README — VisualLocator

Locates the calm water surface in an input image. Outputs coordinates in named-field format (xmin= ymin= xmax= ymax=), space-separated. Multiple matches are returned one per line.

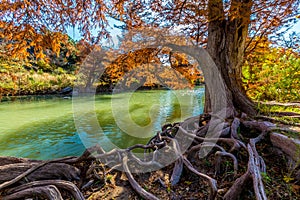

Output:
xmin=0 ymin=88 xmax=204 ymax=160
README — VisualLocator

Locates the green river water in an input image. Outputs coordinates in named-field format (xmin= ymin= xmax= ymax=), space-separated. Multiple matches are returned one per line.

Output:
xmin=0 ymin=88 xmax=204 ymax=160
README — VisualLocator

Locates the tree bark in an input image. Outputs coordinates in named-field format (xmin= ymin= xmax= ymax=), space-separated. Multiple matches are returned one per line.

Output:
xmin=206 ymin=0 xmax=257 ymax=116
xmin=204 ymin=85 xmax=212 ymax=113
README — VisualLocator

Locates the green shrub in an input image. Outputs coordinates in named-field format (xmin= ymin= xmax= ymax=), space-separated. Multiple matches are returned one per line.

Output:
xmin=243 ymin=48 xmax=300 ymax=102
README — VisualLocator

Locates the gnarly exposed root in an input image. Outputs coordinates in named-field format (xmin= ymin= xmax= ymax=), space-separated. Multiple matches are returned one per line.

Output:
xmin=223 ymin=134 xmax=267 ymax=200
xmin=3 ymin=185 xmax=64 ymax=200
xmin=257 ymin=101 xmax=300 ymax=108
xmin=256 ymin=115 xmax=300 ymax=126
xmin=122 ymin=155 xmax=160 ymax=200
xmin=0 ymin=113 xmax=299 ymax=199
xmin=5 ymin=180 xmax=85 ymax=200
xmin=182 ymin=157 xmax=218 ymax=200
xmin=215 ymin=151 xmax=238 ymax=177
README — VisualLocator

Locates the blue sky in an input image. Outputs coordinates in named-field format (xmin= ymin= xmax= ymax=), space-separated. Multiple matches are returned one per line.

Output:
xmin=291 ymin=20 xmax=300 ymax=33
xmin=67 ymin=18 xmax=124 ymax=47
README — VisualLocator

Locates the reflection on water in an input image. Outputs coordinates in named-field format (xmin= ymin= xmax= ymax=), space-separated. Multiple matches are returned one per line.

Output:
xmin=0 ymin=87 xmax=204 ymax=160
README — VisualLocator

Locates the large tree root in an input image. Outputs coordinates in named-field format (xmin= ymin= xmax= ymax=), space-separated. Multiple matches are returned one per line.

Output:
xmin=257 ymin=101 xmax=300 ymax=108
xmin=256 ymin=115 xmax=300 ymax=126
xmin=3 ymin=185 xmax=64 ymax=200
xmin=0 ymin=112 xmax=299 ymax=199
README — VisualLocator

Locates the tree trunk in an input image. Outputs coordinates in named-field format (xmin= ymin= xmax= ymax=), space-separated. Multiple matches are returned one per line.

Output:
xmin=206 ymin=0 xmax=257 ymax=116
xmin=203 ymin=85 xmax=212 ymax=113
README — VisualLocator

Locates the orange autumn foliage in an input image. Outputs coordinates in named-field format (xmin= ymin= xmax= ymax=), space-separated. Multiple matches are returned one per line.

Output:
xmin=1 ymin=0 xmax=298 ymax=58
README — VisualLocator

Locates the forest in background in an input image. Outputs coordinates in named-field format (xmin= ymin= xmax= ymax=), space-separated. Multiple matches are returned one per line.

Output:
xmin=0 ymin=29 xmax=299 ymax=102
xmin=0 ymin=30 xmax=205 ymax=97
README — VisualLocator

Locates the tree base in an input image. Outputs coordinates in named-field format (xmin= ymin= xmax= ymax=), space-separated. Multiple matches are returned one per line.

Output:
xmin=0 ymin=113 xmax=299 ymax=200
